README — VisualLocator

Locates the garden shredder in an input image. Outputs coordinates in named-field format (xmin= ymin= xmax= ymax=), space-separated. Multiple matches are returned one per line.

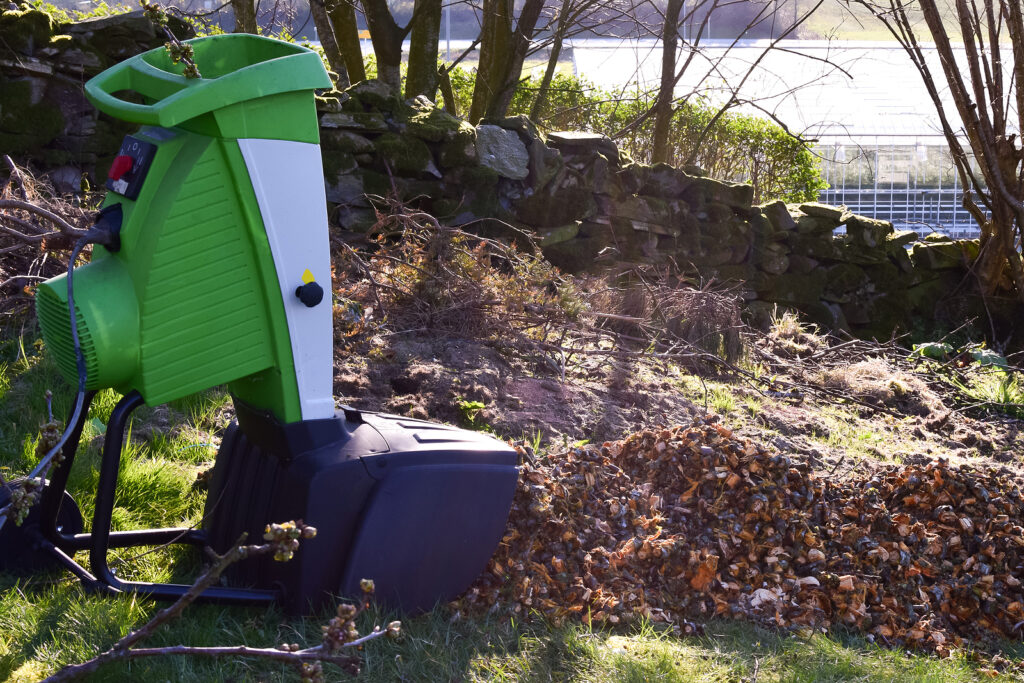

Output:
xmin=0 ymin=34 xmax=519 ymax=612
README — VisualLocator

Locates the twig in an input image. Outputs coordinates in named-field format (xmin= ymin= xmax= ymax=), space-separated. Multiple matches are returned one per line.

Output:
xmin=0 ymin=199 xmax=86 ymax=236
xmin=41 ymin=522 xmax=394 ymax=682
xmin=3 ymin=155 xmax=27 ymax=200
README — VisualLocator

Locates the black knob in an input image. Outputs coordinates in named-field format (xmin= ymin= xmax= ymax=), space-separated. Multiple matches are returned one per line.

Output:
xmin=295 ymin=281 xmax=324 ymax=307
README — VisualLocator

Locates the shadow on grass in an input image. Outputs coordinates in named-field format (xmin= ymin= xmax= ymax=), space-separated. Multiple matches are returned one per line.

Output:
xmin=355 ymin=611 xmax=1023 ymax=683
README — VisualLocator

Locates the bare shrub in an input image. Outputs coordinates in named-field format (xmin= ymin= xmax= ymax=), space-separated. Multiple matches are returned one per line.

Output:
xmin=0 ymin=159 xmax=94 ymax=320
xmin=333 ymin=200 xmax=749 ymax=373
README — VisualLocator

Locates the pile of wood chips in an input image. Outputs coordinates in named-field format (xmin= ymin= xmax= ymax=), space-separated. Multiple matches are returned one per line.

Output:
xmin=460 ymin=418 xmax=1024 ymax=654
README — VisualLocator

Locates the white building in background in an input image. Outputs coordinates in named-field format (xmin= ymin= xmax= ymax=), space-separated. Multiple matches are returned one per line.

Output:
xmin=570 ymin=39 xmax=1019 ymax=237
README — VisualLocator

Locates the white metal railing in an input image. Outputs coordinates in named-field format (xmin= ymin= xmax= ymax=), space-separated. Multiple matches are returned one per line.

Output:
xmin=815 ymin=141 xmax=983 ymax=239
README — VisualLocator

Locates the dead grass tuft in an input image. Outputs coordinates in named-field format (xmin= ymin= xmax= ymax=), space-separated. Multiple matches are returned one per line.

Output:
xmin=817 ymin=357 xmax=943 ymax=416
xmin=766 ymin=308 xmax=827 ymax=358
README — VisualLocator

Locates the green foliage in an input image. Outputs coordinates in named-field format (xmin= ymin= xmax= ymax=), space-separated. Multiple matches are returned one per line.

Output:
xmin=912 ymin=341 xmax=955 ymax=360
xmin=949 ymin=367 xmax=1024 ymax=418
xmin=454 ymin=397 xmax=486 ymax=427
xmin=912 ymin=340 xmax=1022 ymax=418
xmin=24 ymin=0 xmax=133 ymax=24
xmin=443 ymin=67 xmax=826 ymax=203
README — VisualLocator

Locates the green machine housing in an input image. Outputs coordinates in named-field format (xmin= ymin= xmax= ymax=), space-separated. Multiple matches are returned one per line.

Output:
xmin=30 ymin=35 xmax=518 ymax=611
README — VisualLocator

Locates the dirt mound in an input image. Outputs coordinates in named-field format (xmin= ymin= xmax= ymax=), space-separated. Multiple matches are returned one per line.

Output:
xmin=460 ymin=419 xmax=1024 ymax=655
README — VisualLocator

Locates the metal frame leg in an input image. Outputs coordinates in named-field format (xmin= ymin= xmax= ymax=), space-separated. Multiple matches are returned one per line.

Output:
xmin=37 ymin=390 xmax=95 ymax=541
xmin=25 ymin=390 xmax=277 ymax=606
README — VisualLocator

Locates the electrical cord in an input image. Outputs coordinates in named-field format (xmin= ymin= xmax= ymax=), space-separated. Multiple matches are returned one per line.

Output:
xmin=0 ymin=221 xmax=116 ymax=531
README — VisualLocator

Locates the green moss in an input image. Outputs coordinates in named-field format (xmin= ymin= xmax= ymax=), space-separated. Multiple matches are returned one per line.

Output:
xmin=538 ymin=222 xmax=580 ymax=246
xmin=355 ymin=168 xmax=392 ymax=197
xmin=909 ymin=241 xmax=973 ymax=270
xmin=321 ymin=150 xmax=357 ymax=182
xmin=0 ymin=79 xmax=64 ymax=154
xmin=372 ymin=132 xmax=436 ymax=177
xmin=406 ymin=105 xmax=464 ymax=143
xmin=514 ymin=186 xmax=596 ymax=228
xmin=761 ymin=271 xmax=828 ymax=306
xmin=47 ymin=33 xmax=73 ymax=49
xmin=0 ymin=8 xmax=55 ymax=55
xmin=438 ymin=123 xmax=477 ymax=168
xmin=822 ymin=263 xmax=869 ymax=299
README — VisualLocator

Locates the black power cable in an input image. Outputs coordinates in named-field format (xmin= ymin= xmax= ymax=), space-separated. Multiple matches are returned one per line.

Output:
xmin=0 ymin=218 xmax=119 ymax=530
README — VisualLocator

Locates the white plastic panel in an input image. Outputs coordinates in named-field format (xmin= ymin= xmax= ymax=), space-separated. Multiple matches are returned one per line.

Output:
xmin=238 ymin=138 xmax=335 ymax=421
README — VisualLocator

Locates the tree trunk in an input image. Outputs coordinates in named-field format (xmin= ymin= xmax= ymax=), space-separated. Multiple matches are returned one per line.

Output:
xmin=231 ymin=0 xmax=257 ymax=33
xmin=469 ymin=0 xmax=544 ymax=122
xmin=360 ymin=0 xmax=405 ymax=90
xmin=438 ymin=65 xmax=458 ymax=115
xmin=329 ymin=0 xmax=367 ymax=85
xmin=310 ymin=0 xmax=350 ymax=88
xmin=469 ymin=0 xmax=513 ymax=123
xmin=912 ymin=0 xmax=1024 ymax=301
xmin=490 ymin=0 xmax=544 ymax=119
xmin=652 ymin=0 xmax=683 ymax=164
xmin=529 ymin=0 xmax=572 ymax=121
xmin=405 ymin=0 xmax=443 ymax=99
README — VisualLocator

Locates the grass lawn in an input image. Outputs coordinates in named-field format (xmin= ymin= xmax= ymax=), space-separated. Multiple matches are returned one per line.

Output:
xmin=1 ymin=326 xmax=1022 ymax=681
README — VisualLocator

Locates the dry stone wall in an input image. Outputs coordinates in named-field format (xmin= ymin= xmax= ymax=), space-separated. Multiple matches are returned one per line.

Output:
xmin=318 ymin=81 xmax=998 ymax=340
xmin=0 ymin=8 xmax=192 ymax=191
xmin=1 ymin=8 xmax=1005 ymax=340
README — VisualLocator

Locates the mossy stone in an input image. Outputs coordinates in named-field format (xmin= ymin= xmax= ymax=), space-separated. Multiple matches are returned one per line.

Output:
xmin=0 ymin=9 xmax=55 ymax=55
xmin=909 ymin=241 xmax=971 ymax=270
xmin=542 ymin=235 xmax=609 ymax=273
xmin=442 ymin=165 xmax=504 ymax=223
xmin=756 ymin=243 xmax=790 ymax=276
xmin=321 ymin=130 xmax=374 ymax=154
xmin=758 ymin=200 xmax=796 ymax=231
xmin=887 ymin=230 xmax=919 ymax=249
xmin=322 ymin=150 xmax=358 ymax=182
xmin=843 ymin=214 xmax=893 ymax=248
xmin=794 ymin=212 xmax=837 ymax=234
xmin=438 ymin=123 xmax=477 ymax=168
xmin=406 ymin=102 xmax=464 ymax=142
xmin=822 ymin=263 xmax=868 ymax=301
xmin=798 ymin=202 xmax=845 ymax=222
xmin=538 ymin=222 xmax=580 ymax=246
xmin=515 ymin=187 xmax=596 ymax=228
xmin=787 ymin=254 xmax=819 ymax=275
xmin=761 ymin=271 xmax=828 ymax=306
xmin=372 ymin=132 xmax=438 ymax=178
xmin=783 ymin=232 xmax=843 ymax=261
xmin=0 ymin=79 xmax=64 ymax=154
xmin=639 ymin=163 xmax=696 ymax=198
xmin=889 ymin=243 xmax=914 ymax=274
xmin=345 ymin=79 xmax=402 ymax=112
xmin=800 ymin=301 xmax=848 ymax=331
xmin=354 ymin=168 xmax=392 ymax=197
xmin=682 ymin=177 xmax=753 ymax=211
xmin=320 ymin=111 xmax=388 ymax=132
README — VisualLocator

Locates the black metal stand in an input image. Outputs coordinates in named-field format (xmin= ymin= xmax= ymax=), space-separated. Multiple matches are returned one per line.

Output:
xmin=29 ymin=390 xmax=277 ymax=605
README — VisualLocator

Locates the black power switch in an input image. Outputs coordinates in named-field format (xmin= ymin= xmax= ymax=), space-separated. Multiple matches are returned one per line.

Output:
xmin=295 ymin=281 xmax=324 ymax=307
xmin=106 ymin=135 xmax=157 ymax=200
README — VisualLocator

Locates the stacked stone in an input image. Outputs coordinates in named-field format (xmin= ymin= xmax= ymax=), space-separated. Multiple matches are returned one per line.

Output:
xmin=0 ymin=15 xmax=999 ymax=341
xmin=315 ymin=80 xmax=994 ymax=339
xmin=0 ymin=7 xmax=192 ymax=190
xmin=742 ymin=202 xmax=985 ymax=337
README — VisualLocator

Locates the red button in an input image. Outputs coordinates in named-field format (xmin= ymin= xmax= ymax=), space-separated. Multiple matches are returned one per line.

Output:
xmin=109 ymin=155 xmax=134 ymax=181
